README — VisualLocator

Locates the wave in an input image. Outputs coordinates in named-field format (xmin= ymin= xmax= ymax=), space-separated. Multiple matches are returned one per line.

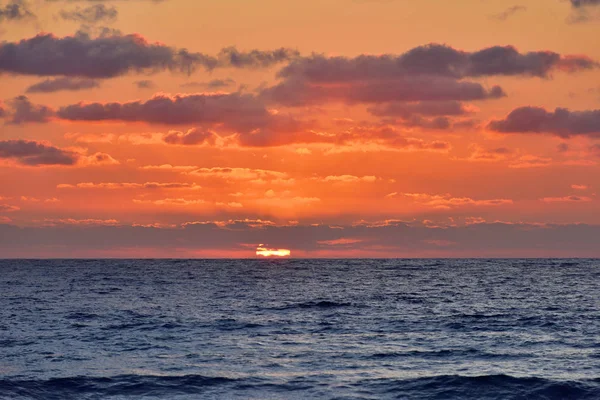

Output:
xmin=358 ymin=374 xmax=600 ymax=399
xmin=0 ymin=374 xmax=240 ymax=399
xmin=1 ymin=374 xmax=598 ymax=399
xmin=273 ymin=300 xmax=353 ymax=310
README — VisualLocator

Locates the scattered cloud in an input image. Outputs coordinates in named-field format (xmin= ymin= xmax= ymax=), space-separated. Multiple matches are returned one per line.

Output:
xmin=540 ymin=195 xmax=593 ymax=202
xmin=25 ymin=77 xmax=100 ymax=93
xmin=0 ymin=32 xmax=298 ymax=78
xmin=403 ymin=193 xmax=513 ymax=209
xmin=489 ymin=107 xmax=600 ymax=138
xmin=489 ymin=5 xmax=527 ymax=21
xmin=59 ymin=4 xmax=118 ymax=24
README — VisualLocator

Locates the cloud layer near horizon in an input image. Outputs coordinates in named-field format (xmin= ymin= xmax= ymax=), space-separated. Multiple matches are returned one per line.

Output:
xmin=1 ymin=221 xmax=599 ymax=258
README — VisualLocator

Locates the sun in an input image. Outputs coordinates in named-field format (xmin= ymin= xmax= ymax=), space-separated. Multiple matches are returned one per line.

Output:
xmin=256 ymin=244 xmax=291 ymax=257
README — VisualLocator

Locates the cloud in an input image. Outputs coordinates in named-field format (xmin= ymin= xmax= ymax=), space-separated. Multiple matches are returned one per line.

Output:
xmin=56 ymin=92 xmax=311 ymax=144
xmin=262 ymin=74 xmax=505 ymax=106
xmin=133 ymin=198 xmax=206 ymax=206
xmin=25 ymin=77 xmax=100 ymax=93
xmin=508 ymin=155 xmax=552 ymax=169
xmin=134 ymin=79 xmax=155 ymax=89
xmin=0 ymin=32 xmax=298 ymax=78
xmin=0 ymin=139 xmax=118 ymax=167
xmin=58 ymin=182 xmax=201 ymax=190
xmin=162 ymin=128 xmax=219 ymax=145
xmin=489 ymin=5 xmax=527 ymax=21
xmin=541 ymin=195 xmax=593 ymax=202
xmin=322 ymin=175 xmax=377 ymax=183
xmin=568 ymin=0 xmax=600 ymax=23
xmin=4 ymin=96 xmax=53 ymax=124
xmin=0 ymin=0 xmax=34 ymax=22
xmin=139 ymin=164 xmax=197 ymax=171
xmin=59 ymin=4 xmax=118 ymax=24
xmin=79 ymin=152 xmax=120 ymax=166
xmin=488 ymin=106 xmax=600 ymax=138
xmin=368 ymin=101 xmax=473 ymax=118
xmin=180 ymin=78 xmax=236 ymax=89
xmin=0 ymin=140 xmax=77 ymax=166
xmin=261 ymin=43 xmax=596 ymax=107
xmin=403 ymin=193 xmax=513 ymax=209
xmin=0 ymin=204 xmax=20 ymax=212
xmin=461 ymin=145 xmax=512 ymax=162
xmin=2 ymin=222 xmax=600 ymax=257
xmin=187 ymin=167 xmax=287 ymax=181
xmin=277 ymin=44 xmax=596 ymax=81
xmin=571 ymin=184 xmax=588 ymax=190
xmin=40 ymin=218 xmax=120 ymax=226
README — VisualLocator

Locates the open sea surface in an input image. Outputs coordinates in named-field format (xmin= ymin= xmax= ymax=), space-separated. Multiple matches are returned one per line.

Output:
xmin=0 ymin=259 xmax=599 ymax=399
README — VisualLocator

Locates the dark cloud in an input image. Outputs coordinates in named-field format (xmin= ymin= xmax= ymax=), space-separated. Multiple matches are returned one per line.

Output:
xmin=570 ymin=0 xmax=600 ymax=7
xmin=5 ymin=96 xmax=54 ymax=124
xmin=217 ymin=47 xmax=299 ymax=69
xmin=0 ymin=32 xmax=299 ymax=78
xmin=56 ymin=92 xmax=309 ymax=136
xmin=262 ymin=75 xmax=505 ymax=106
xmin=0 ymin=140 xmax=77 ymax=166
xmin=25 ymin=77 xmax=100 ymax=93
xmin=134 ymin=79 xmax=155 ymax=89
xmin=489 ymin=5 xmax=527 ymax=21
xmin=1 ymin=222 xmax=600 ymax=257
xmin=488 ymin=106 xmax=600 ymax=138
xmin=180 ymin=78 xmax=236 ymax=90
xmin=568 ymin=0 xmax=600 ymax=22
xmin=59 ymin=4 xmax=118 ymax=24
xmin=557 ymin=143 xmax=570 ymax=152
xmin=261 ymin=42 xmax=596 ymax=107
xmin=277 ymin=44 xmax=597 ymax=82
xmin=0 ymin=0 xmax=34 ymax=22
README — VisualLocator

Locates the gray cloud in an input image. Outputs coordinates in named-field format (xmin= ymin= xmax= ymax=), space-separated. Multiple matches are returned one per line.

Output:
xmin=25 ymin=77 xmax=101 ymax=93
xmin=0 ymin=140 xmax=77 ymax=165
xmin=262 ymin=75 xmax=504 ymax=106
xmin=5 ymin=96 xmax=54 ymax=124
xmin=278 ymin=44 xmax=597 ymax=82
xmin=488 ymin=106 xmax=600 ymax=138
xmin=56 ymin=92 xmax=308 ymax=136
xmin=568 ymin=0 xmax=600 ymax=22
xmin=259 ymin=43 xmax=596 ymax=108
xmin=180 ymin=78 xmax=236 ymax=90
xmin=134 ymin=79 xmax=155 ymax=89
xmin=0 ymin=0 xmax=34 ymax=22
xmin=59 ymin=4 xmax=118 ymax=24
xmin=489 ymin=5 xmax=527 ymax=21
xmin=0 ymin=32 xmax=299 ymax=78
xmin=570 ymin=0 xmax=600 ymax=7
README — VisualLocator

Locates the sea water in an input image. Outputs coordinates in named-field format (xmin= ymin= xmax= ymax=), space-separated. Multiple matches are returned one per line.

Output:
xmin=1 ymin=259 xmax=599 ymax=399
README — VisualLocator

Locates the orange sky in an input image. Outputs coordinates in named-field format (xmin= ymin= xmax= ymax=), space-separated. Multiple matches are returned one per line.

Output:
xmin=1 ymin=0 xmax=600 ymax=257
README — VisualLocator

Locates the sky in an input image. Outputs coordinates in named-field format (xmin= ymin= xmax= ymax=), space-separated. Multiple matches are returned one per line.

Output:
xmin=1 ymin=0 xmax=600 ymax=258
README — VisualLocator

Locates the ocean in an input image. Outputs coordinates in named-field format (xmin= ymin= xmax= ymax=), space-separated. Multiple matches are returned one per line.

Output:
xmin=0 ymin=259 xmax=599 ymax=399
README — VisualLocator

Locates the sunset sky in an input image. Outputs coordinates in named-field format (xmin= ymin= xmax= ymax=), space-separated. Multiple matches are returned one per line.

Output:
xmin=1 ymin=0 xmax=600 ymax=257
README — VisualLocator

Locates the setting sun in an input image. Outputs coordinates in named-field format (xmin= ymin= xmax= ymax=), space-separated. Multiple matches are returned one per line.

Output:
xmin=256 ymin=245 xmax=291 ymax=257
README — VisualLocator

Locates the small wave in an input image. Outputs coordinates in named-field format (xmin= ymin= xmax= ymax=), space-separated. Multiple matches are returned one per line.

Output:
xmin=0 ymin=374 xmax=240 ymax=399
xmin=356 ymin=374 xmax=600 ymax=399
xmin=274 ymin=300 xmax=352 ymax=310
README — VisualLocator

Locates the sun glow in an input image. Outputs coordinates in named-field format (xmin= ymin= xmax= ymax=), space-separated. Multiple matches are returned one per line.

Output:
xmin=256 ymin=245 xmax=291 ymax=257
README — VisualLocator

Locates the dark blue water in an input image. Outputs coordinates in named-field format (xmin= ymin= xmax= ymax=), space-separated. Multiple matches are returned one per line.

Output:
xmin=0 ymin=259 xmax=599 ymax=399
